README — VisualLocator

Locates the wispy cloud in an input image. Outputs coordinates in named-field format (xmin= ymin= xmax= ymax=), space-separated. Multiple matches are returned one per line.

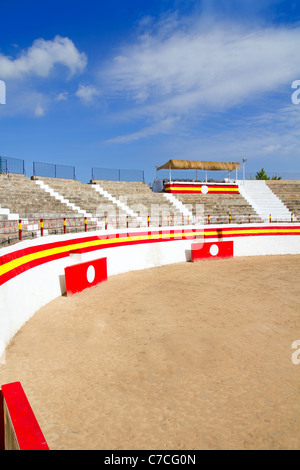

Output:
xmin=156 ymin=103 xmax=300 ymax=170
xmin=56 ymin=91 xmax=69 ymax=101
xmin=75 ymin=84 xmax=100 ymax=103
xmin=99 ymin=13 xmax=300 ymax=142
xmin=106 ymin=116 xmax=180 ymax=143
xmin=34 ymin=104 xmax=45 ymax=117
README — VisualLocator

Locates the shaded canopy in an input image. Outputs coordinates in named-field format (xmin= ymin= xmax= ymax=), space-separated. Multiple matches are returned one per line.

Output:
xmin=157 ymin=159 xmax=241 ymax=172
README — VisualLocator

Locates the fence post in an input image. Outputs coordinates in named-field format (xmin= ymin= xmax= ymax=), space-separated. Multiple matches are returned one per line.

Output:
xmin=105 ymin=216 xmax=108 ymax=230
xmin=40 ymin=219 xmax=44 ymax=237
xmin=269 ymin=214 xmax=272 ymax=223
xmin=248 ymin=214 xmax=251 ymax=223
xmin=84 ymin=217 xmax=87 ymax=232
xmin=208 ymin=214 xmax=210 ymax=224
xmin=291 ymin=213 xmax=294 ymax=223
xmin=229 ymin=214 xmax=231 ymax=224
xmin=147 ymin=215 xmax=150 ymax=227
xmin=18 ymin=220 xmax=22 ymax=241
xmin=63 ymin=218 xmax=66 ymax=234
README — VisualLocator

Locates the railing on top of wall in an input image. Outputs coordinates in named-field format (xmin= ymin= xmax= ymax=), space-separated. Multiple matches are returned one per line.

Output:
xmin=0 ymin=156 xmax=26 ymax=175
xmin=0 ymin=213 xmax=298 ymax=247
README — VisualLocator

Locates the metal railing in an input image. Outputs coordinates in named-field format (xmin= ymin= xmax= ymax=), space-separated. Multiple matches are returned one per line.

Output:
xmin=0 ymin=213 xmax=298 ymax=248
xmin=0 ymin=156 xmax=26 ymax=175
xmin=91 ymin=167 xmax=145 ymax=182
xmin=33 ymin=162 xmax=76 ymax=180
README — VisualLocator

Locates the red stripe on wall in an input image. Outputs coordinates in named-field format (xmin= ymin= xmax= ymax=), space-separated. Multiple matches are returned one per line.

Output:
xmin=165 ymin=189 xmax=238 ymax=194
xmin=0 ymin=251 xmax=68 ymax=286
xmin=164 ymin=184 xmax=239 ymax=188
xmin=0 ymin=226 xmax=299 ymax=286
xmin=203 ymin=226 xmax=300 ymax=239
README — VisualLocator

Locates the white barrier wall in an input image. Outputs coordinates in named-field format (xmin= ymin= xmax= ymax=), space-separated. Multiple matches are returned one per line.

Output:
xmin=0 ymin=223 xmax=299 ymax=358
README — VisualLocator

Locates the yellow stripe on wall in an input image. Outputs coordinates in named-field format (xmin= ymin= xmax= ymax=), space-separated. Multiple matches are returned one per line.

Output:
xmin=1 ymin=227 xmax=299 ymax=279
xmin=165 ymin=187 xmax=239 ymax=192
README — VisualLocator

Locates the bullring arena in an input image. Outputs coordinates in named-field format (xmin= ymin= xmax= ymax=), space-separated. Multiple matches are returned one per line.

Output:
xmin=0 ymin=159 xmax=300 ymax=450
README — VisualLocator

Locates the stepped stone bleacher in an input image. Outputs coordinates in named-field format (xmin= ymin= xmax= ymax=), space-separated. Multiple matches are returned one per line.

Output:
xmin=95 ymin=180 xmax=183 ymax=218
xmin=0 ymin=174 xmax=76 ymax=218
xmin=266 ymin=180 xmax=300 ymax=218
xmin=2 ymin=174 xmax=299 ymax=247
xmin=39 ymin=177 xmax=127 ymax=217
xmin=170 ymin=190 xmax=259 ymax=220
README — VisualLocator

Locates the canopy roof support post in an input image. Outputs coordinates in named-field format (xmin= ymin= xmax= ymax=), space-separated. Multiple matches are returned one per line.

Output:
xmin=205 ymin=170 xmax=207 ymax=183
xmin=169 ymin=164 xmax=171 ymax=184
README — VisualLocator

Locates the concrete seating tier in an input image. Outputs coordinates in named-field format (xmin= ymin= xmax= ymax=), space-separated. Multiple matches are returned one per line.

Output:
xmin=266 ymin=181 xmax=300 ymax=217
xmin=0 ymin=174 xmax=76 ymax=217
xmin=39 ymin=177 xmax=127 ymax=217
xmin=95 ymin=180 xmax=182 ymax=216
xmin=95 ymin=180 xmax=152 ymax=194
xmin=173 ymin=193 xmax=258 ymax=217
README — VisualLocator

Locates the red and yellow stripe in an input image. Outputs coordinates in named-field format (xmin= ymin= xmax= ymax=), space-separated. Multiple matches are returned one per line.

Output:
xmin=164 ymin=183 xmax=239 ymax=194
xmin=0 ymin=225 xmax=299 ymax=286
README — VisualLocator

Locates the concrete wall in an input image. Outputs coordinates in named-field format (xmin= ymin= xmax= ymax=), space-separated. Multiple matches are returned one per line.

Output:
xmin=0 ymin=223 xmax=299 ymax=358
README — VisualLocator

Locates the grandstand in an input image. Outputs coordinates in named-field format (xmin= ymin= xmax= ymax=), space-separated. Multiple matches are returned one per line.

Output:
xmin=0 ymin=174 xmax=76 ymax=218
xmin=1 ymin=172 xmax=299 ymax=224
xmin=1 ymin=156 xmax=300 ymax=247
xmin=94 ymin=180 xmax=182 ymax=219
xmin=266 ymin=180 xmax=300 ymax=218
xmin=167 ymin=192 xmax=259 ymax=220
xmin=35 ymin=177 xmax=128 ymax=218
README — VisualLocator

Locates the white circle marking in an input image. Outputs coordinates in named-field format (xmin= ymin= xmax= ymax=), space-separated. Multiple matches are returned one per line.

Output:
xmin=209 ymin=244 xmax=219 ymax=256
xmin=87 ymin=265 xmax=96 ymax=283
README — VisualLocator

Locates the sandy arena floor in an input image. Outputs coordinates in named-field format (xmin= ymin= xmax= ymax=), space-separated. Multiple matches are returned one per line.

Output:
xmin=0 ymin=255 xmax=300 ymax=450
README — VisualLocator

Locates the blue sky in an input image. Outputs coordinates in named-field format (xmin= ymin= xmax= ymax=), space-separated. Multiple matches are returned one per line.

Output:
xmin=0 ymin=0 xmax=300 ymax=183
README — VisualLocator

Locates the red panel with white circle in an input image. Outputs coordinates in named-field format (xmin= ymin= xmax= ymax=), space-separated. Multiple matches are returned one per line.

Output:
xmin=64 ymin=257 xmax=107 ymax=295
xmin=191 ymin=241 xmax=233 ymax=261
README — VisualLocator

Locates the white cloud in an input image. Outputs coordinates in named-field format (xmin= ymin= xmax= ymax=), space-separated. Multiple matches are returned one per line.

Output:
xmin=157 ymin=104 xmax=300 ymax=170
xmin=0 ymin=87 xmax=50 ymax=118
xmin=34 ymin=104 xmax=45 ymax=117
xmin=0 ymin=35 xmax=87 ymax=80
xmin=56 ymin=91 xmax=69 ymax=101
xmin=101 ymin=18 xmax=300 ymax=116
xmin=75 ymin=84 xmax=100 ymax=103
xmin=106 ymin=116 xmax=179 ymax=143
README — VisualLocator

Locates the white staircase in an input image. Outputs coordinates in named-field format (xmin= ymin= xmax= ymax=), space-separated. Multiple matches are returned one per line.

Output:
xmin=35 ymin=180 xmax=93 ymax=218
xmin=91 ymin=184 xmax=139 ymax=218
xmin=0 ymin=207 xmax=19 ymax=220
xmin=163 ymin=193 xmax=194 ymax=218
xmin=238 ymin=180 xmax=292 ymax=221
